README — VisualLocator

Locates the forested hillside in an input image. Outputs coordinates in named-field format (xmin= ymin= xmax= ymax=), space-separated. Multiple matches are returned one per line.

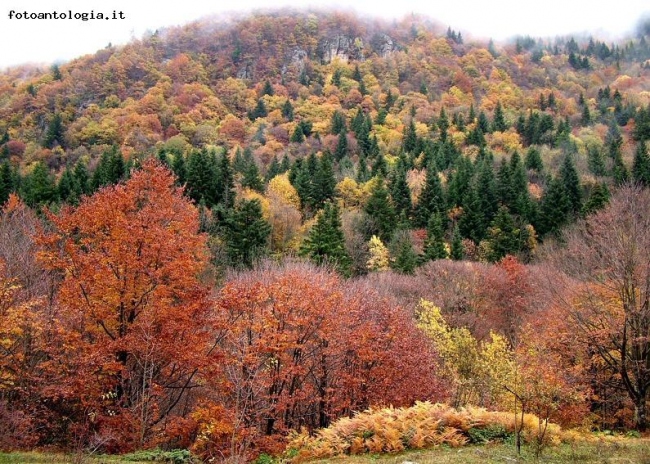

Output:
xmin=1 ymin=9 xmax=650 ymax=461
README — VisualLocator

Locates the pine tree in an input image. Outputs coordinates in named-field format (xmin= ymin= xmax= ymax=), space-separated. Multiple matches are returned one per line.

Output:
xmin=537 ymin=176 xmax=571 ymax=236
xmin=582 ymin=182 xmax=611 ymax=216
xmin=389 ymin=159 xmax=412 ymax=221
xmin=57 ymin=166 xmax=81 ymax=204
xmin=334 ymin=132 xmax=348 ymax=160
xmin=632 ymin=141 xmax=650 ymax=186
xmin=509 ymin=152 xmax=531 ymax=220
xmin=262 ymin=80 xmax=274 ymax=96
xmin=458 ymin=184 xmax=487 ymax=243
xmin=224 ymin=198 xmax=271 ymax=268
xmin=331 ymin=111 xmax=347 ymax=135
xmin=300 ymin=202 xmax=352 ymax=276
xmin=281 ymin=99 xmax=294 ymax=121
xmin=492 ymin=101 xmax=507 ymax=132
xmin=391 ymin=233 xmax=418 ymax=275
xmin=560 ymin=154 xmax=582 ymax=215
xmin=249 ymin=98 xmax=268 ymax=120
xmin=356 ymin=155 xmax=370 ymax=183
xmin=185 ymin=148 xmax=218 ymax=206
xmin=447 ymin=156 xmax=474 ymax=208
xmin=22 ymin=161 xmax=57 ymax=207
xmin=365 ymin=180 xmax=397 ymax=242
xmin=524 ymin=146 xmax=544 ymax=172
xmin=313 ymin=153 xmax=336 ymax=209
xmin=73 ymin=160 xmax=90 ymax=196
xmin=485 ymin=206 xmax=520 ymax=262
xmin=403 ymin=119 xmax=418 ymax=153
xmin=476 ymin=158 xmax=498 ymax=225
xmin=415 ymin=161 xmax=446 ymax=228
xmin=44 ymin=113 xmax=64 ymax=148
xmin=172 ymin=153 xmax=187 ymax=185
xmin=371 ymin=154 xmax=388 ymax=178
xmin=265 ymin=155 xmax=282 ymax=182
xmin=587 ymin=145 xmax=607 ymax=177
xmin=423 ymin=213 xmax=448 ymax=261
xmin=216 ymin=152 xmax=236 ymax=209
xmin=450 ymin=227 xmax=464 ymax=260
xmin=241 ymin=160 xmax=264 ymax=193
xmin=0 ymin=161 xmax=15 ymax=204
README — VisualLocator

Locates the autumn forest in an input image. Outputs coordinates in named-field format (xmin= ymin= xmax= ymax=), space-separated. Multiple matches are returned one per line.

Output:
xmin=1 ymin=9 xmax=650 ymax=462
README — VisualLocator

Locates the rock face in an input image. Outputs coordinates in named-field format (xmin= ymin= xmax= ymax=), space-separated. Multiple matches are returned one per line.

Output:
xmin=319 ymin=35 xmax=364 ymax=63
xmin=375 ymin=33 xmax=397 ymax=58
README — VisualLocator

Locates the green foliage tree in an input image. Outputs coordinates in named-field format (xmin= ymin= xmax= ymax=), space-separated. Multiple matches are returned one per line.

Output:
xmin=423 ymin=213 xmax=448 ymax=261
xmin=44 ymin=113 xmax=64 ymax=148
xmin=300 ymin=201 xmax=351 ymax=276
xmin=560 ymin=154 xmax=583 ymax=216
xmin=537 ymin=176 xmax=570 ymax=236
xmin=415 ymin=161 xmax=446 ymax=228
xmin=492 ymin=101 xmax=508 ymax=132
xmin=391 ymin=232 xmax=418 ymax=275
xmin=632 ymin=141 xmax=650 ymax=187
xmin=364 ymin=179 xmax=396 ymax=242
xmin=22 ymin=161 xmax=56 ymax=207
xmin=224 ymin=198 xmax=271 ymax=268
xmin=450 ymin=227 xmax=464 ymax=260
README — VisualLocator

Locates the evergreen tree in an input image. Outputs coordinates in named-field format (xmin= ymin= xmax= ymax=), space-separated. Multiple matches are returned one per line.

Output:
xmin=582 ymin=182 xmax=611 ymax=216
xmin=371 ymin=154 xmax=388 ymax=178
xmin=560 ymin=154 xmax=582 ymax=215
xmin=537 ymin=176 xmax=571 ymax=236
xmin=22 ymin=161 xmax=56 ymax=207
xmin=509 ymin=152 xmax=531 ymax=219
xmin=249 ymin=98 xmax=268 ymax=120
xmin=415 ymin=161 xmax=446 ymax=228
xmin=217 ymin=152 xmax=236 ymax=210
xmin=265 ymin=155 xmax=282 ymax=182
xmin=44 ymin=113 xmax=64 ymax=148
xmin=91 ymin=147 xmax=125 ymax=191
xmin=172 ymin=153 xmax=186 ymax=185
xmin=334 ymin=132 xmax=348 ymax=160
xmin=262 ymin=80 xmax=274 ymax=96
xmin=0 ymin=161 xmax=15 ymax=204
xmin=587 ymin=145 xmax=607 ymax=177
xmin=476 ymin=158 xmax=498 ymax=225
xmin=224 ymin=199 xmax=271 ymax=269
xmin=485 ymin=206 xmax=521 ymax=262
xmin=632 ymin=141 xmax=650 ymax=186
xmin=185 ymin=148 xmax=218 ymax=206
xmin=300 ymin=202 xmax=352 ymax=276
xmin=492 ymin=101 xmax=507 ymax=132
xmin=290 ymin=124 xmax=305 ymax=143
xmin=73 ymin=160 xmax=90 ymax=196
xmin=281 ymin=99 xmax=294 ymax=121
xmin=331 ymin=111 xmax=347 ymax=135
xmin=447 ymin=156 xmax=474 ymax=208
xmin=403 ymin=119 xmax=418 ymax=153
xmin=450 ymin=227 xmax=464 ymax=260
xmin=458 ymin=184 xmax=487 ymax=243
xmin=57 ymin=166 xmax=81 ymax=204
xmin=364 ymin=180 xmax=396 ymax=242
xmin=356 ymin=155 xmax=370 ymax=183
xmin=241 ymin=160 xmax=264 ymax=193
xmin=389 ymin=159 xmax=413 ymax=221
xmin=423 ymin=213 xmax=448 ymax=261
xmin=478 ymin=111 xmax=490 ymax=134
xmin=524 ymin=147 xmax=544 ymax=172
xmin=438 ymin=107 xmax=449 ymax=141
xmin=391 ymin=233 xmax=418 ymax=275
xmin=313 ymin=153 xmax=336 ymax=209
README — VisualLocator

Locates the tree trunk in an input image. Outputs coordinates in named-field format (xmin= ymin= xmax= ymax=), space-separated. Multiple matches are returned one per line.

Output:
xmin=634 ymin=397 xmax=647 ymax=431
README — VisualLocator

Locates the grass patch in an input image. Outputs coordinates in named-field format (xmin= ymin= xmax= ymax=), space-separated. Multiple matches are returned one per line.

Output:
xmin=0 ymin=449 xmax=195 ymax=464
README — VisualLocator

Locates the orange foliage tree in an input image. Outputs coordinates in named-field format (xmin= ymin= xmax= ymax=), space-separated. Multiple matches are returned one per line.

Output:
xmin=198 ymin=262 xmax=442 ymax=460
xmin=37 ymin=160 xmax=211 ymax=450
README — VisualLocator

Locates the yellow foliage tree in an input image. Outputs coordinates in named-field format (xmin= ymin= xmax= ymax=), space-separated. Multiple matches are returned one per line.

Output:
xmin=366 ymin=235 xmax=390 ymax=271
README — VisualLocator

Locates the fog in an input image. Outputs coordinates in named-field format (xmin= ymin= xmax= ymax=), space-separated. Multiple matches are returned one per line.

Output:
xmin=1 ymin=0 xmax=648 ymax=68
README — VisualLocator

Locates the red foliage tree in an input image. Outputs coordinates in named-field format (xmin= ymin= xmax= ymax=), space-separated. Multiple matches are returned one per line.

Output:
xmin=38 ymin=160 xmax=211 ymax=450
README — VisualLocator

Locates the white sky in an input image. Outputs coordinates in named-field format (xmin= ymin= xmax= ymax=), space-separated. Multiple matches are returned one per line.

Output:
xmin=1 ymin=0 xmax=648 ymax=69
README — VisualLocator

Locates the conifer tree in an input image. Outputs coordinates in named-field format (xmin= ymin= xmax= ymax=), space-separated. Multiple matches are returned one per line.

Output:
xmin=224 ymin=198 xmax=271 ymax=268
xmin=335 ymin=132 xmax=348 ymax=160
xmin=371 ymin=154 xmax=388 ymax=178
xmin=582 ymin=182 xmax=611 ymax=216
xmin=44 ymin=113 xmax=64 ymax=148
xmin=560 ymin=154 xmax=582 ymax=215
xmin=313 ymin=153 xmax=336 ymax=209
xmin=403 ymin=119 xmax=418 ymax=153
xmin=217 ymin=152 xmax=236 ymax=209
xmin=423 ymin=213 xmax=448 ymax=261
xmin=300 ymin=201 xmax=352 ymax=276
xmin=587 ymin=145 xmax=607 ymax=177
xmin=450 ymin=227 xmax=464 ymax=260
xmin=458 ymin=184 xmax=487 ymax=243
xmin=476 ymin=158 xmax=498 ymax=225
xmin=356 ymin=155 xmax=370 ymax=183
xmin=185 ymin=148 xmax=217 ymax=206
xmin=391 ymin=233 xmax=418 ymax=275
xmin=22 ymin=161 xmax=56 ymax=207
xmin=0 ymin=161 xmax=15 ymax=204
xmin=172 ymin=153 xmax=186 ymax=185
xmin=389 ymin=159 xmax=412 ymax=221
xmin=485 ymin=206 xmax=521 ymax=262
xmin=632 ymin=141 xmax=650 ymax=186
xmin=241 ymin=160 xmax=264 ymax=193
xmin=281 ymin=99 xmax=294 ymax=121
xmin=492 ymin=101 xmax=508 ymax=132
xmin=331 ymin=111 xmax=347 ymax=135
xmin=415 ymin=161 xmax=446 ymax=228
xmin=537 ymin=176 xmax=571 ymax=236
xmin=57 ymin=166 xmax=81 ymax=204
xmin=364 ymin=179 xmax=396 ymax=242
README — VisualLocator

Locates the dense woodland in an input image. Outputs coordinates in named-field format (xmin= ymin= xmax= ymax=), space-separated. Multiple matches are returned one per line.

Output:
xmin=1 ymin=9 xmax=650 ymax=461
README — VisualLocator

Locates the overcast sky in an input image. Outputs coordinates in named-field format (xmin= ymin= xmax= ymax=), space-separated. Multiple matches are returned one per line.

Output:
xmin=1 ymin=0 xmax=648 ymax=69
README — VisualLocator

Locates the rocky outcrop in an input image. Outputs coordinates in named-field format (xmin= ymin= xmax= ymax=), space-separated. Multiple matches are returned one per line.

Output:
xmin=319 ymin=35 xmax=364 ymax=63
xmin=371 ymin=33 xmax=397 ymax=58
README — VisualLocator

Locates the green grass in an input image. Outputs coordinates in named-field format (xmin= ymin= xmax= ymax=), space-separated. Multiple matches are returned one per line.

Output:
xmin=304 ymin=438 xmax=650 ymax=464
xmin=0 ymin=448 xmax=193 ymax=464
